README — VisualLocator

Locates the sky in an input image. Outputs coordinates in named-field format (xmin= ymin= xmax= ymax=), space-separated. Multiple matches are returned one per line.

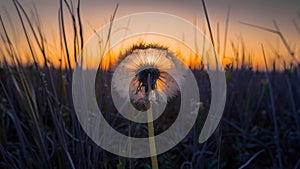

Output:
xmin=1 ymin=0 xmax=300 ymax=70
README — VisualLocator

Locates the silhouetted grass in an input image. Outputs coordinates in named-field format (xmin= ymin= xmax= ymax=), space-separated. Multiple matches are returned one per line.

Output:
xmin=0 ymin=0 xmax=299 ymax=169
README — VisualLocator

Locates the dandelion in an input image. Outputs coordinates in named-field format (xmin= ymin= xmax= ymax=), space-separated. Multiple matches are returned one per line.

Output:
xmin=112 ymin=45 xmax=183 ymax=110
xmin=111 ymin=44 xmax=189 ymax=169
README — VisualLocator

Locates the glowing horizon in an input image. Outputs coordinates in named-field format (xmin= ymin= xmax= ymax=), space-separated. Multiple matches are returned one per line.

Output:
xmin=0 ymin=0 xmax=299 ymax=70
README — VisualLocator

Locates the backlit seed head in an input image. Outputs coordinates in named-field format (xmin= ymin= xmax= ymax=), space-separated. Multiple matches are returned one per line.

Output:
xmin=113 ymin=46 xmax=183 ymax=107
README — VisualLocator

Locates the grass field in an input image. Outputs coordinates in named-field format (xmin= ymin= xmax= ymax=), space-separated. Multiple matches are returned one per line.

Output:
xmin=0 ymin=0 xmax=299 ymax=168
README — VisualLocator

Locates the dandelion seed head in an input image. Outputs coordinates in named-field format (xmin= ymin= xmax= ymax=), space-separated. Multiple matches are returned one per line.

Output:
xmin=113 ymin=46 xmax=184 ymax=109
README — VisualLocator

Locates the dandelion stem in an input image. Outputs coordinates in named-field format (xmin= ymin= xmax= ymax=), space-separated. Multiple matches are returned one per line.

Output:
xmin=147 ymin=73 xmax=159 ymax=169
xmin=147 ymin=106 xmax=159 ymax=169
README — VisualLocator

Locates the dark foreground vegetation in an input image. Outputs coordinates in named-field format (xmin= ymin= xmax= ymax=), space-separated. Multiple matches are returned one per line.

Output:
xmin=1 ymin=64 xmax=300 ymax=169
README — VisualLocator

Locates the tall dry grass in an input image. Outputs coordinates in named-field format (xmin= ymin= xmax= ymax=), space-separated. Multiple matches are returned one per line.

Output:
xmin=0 ymin=0 xmax=299 ymax=168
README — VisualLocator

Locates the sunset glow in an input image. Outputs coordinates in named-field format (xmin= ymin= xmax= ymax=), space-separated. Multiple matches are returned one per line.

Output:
xmin=0 ymin=0 xmax=299 ymax=70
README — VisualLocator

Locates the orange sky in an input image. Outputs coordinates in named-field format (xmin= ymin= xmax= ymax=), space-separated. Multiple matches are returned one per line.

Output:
xmin=0 ymin=0 xmax=299 ymax=70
